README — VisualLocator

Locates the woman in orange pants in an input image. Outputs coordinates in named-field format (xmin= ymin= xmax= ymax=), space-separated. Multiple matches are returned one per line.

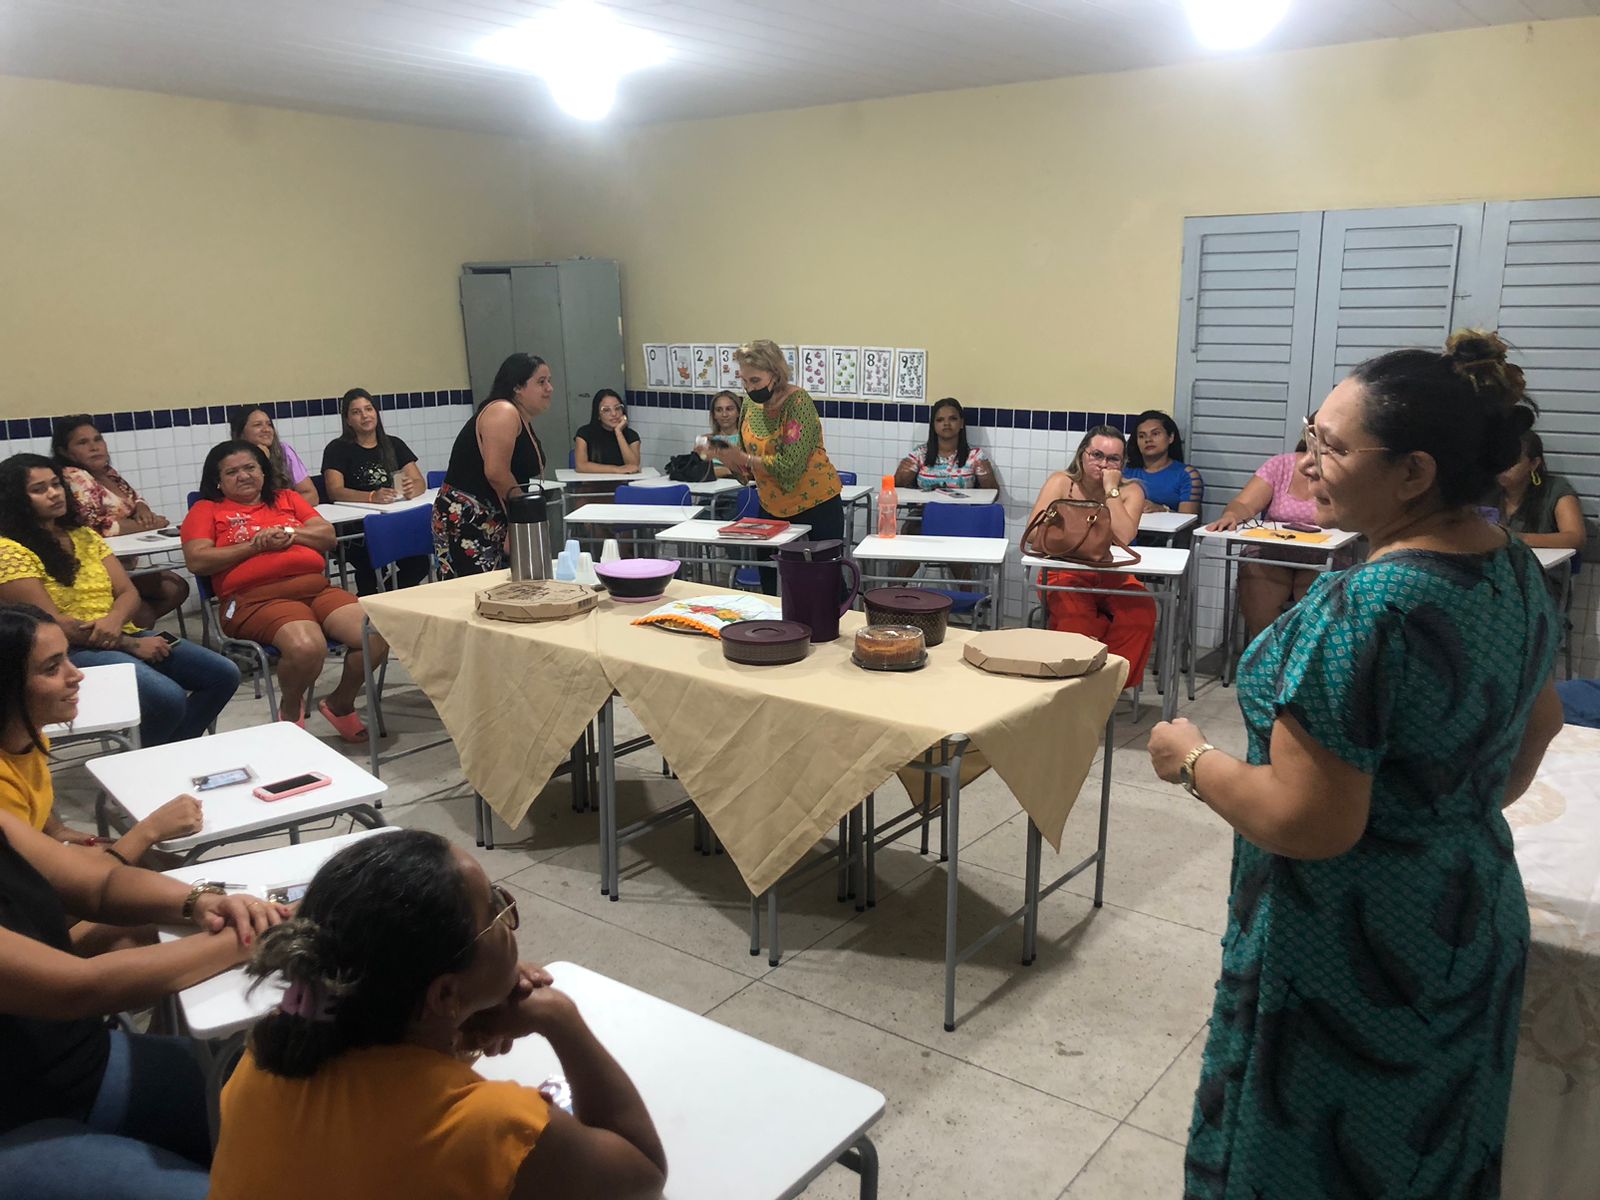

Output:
xmin=1028 ymin=425 xmax=1156 ymax=686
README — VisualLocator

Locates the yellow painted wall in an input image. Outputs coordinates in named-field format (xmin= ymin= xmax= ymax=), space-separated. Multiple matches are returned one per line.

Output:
xmin=526 ymin=17 xmax=1600 ymax=412
xmin=0 ymin=76 xmax=534 ymax=416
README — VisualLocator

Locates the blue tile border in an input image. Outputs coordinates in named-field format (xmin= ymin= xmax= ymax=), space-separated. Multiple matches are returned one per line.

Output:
xmin=619 ymin=388 xmax=1151 ymax=436
xmin=0 ymin=387 xmax=474 ymax=447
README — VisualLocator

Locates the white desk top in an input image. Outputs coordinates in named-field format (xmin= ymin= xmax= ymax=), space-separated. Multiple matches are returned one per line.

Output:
xmin=567 ymin=504 xmax=705 ymax=525
xmin=893 ymin=487 xmax=999 ymax=506
xmin=1535 ymin=547 xmax=1578 ymax=571
xmin=159 ymin=828 xmax=397 ymax=1038
xmin=105 ymin=529 xmax=185 ymax=557
xmin=316 ymin=489 xmax=437 ymax=525
xmin=553 ymin=467 xmax=662 ymax=484
xmin=1138 ymin=511 xmax=1199 ymax=535
xmin=655 ymin=519 xmax=813 ymax=548
xmin=477 ymin=962 xmax=885 ymax=1200
xmin=840 ymin=483 xmax=874 ymax=504
xmin=854 ymin=533 xmax=1010 ymax=566
xmin=1022 ymin=546 xmax=1191 ymax=578
xmin=87 ymin=722 xmax=387 ymax=853
xmin=630 ymin=476 xmax=744 ymax=497
xmin=45 ymin=664 xmax=140 ymax=739
xmin=1192 ymin=523 xmax=1362 ymax=552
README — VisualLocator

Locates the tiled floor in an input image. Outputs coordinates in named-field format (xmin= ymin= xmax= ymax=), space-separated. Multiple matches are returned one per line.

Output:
xmin=52 ymin=647 xmax=1252 ymax=1199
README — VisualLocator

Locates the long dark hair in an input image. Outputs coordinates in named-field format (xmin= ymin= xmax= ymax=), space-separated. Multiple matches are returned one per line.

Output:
xmin=245 ymin=830 xmax=479 ymax=1077
xmin=230 ymin=405 xmax=292 ymax=489
xmin=1123 ymin=410 xmax=1185 ymax=469
xmin=198 ymin=440 xmax=279 ymax=505
xmin=484 ymin=353 xmax=547 ymax=407
xmin=588 ymin=387 xmax=624 ymax=432
xmin=0 ymin=603 xmax=56 ymax=753
xmin=0 ymin=454 xmax=85 ymax=586
xmin=338 ymin=388 xmax=398 ymax=476
xmin=923 ymin=397 xmax=971 ymax=470
xmin=49 ymin=415 xmax=100 ymax=470
xmin=1350 ymin=329 xmax=1537 ymax=508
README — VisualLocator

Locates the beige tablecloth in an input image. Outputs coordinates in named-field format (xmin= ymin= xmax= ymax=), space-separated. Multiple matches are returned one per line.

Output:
xmin=365 ymin=575 xmax=1127 ymax=895
xmin=1503 ymin=723 xmax=1600 ymax=1200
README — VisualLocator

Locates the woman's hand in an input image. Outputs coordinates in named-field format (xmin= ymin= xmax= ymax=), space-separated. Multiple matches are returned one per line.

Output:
xmin=86 ymin=615 xmax=123 ymax=648
xmin=398 ymin=475 xmax=422 ymax=500
xmin=126 ymin=634 xmax=171 ymax=663
xmin=148 ymin=793 xmax=204 ymax=841
xmin=1148 ymin=718 xmax=1209 ymax=784
xmin=459 ymin=962 xmax=564 ymax=1052
xmin=371 ymin=487 xmax=400 ymax=505
xmin=1206 ymin=512 xmax=1242 ymax=532
xmin=191 ymin=889 xmax=291 ymax=946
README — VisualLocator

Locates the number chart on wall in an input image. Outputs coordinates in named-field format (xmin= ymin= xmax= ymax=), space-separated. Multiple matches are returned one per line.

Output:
xmin=642 ymin=342 xmax=926 ymax=403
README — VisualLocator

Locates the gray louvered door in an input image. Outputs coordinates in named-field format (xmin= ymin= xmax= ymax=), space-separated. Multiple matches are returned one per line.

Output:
xmin=1478 ymin=197 xmax=1600 ymax=541
xmin=1308 ymin=205 xmax=1484 ymax=403
xmin=1174 ymin=212 xmax=1322 ymax=518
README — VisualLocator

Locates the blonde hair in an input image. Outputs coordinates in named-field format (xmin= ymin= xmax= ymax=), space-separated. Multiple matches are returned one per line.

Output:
xmin=709 ymin=390 xmax=741 ymax=432
xmin=733 ymin=340 xmax=790 ymax=388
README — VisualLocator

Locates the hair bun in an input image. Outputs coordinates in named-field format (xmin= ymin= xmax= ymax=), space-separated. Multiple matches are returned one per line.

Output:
xmin=1443 ymin=328 xmax=1527 ymax=408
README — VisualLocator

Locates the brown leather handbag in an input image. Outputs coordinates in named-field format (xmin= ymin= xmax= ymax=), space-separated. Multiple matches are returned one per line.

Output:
xmin=1021 ymin=484 xmax=1141 ymax=568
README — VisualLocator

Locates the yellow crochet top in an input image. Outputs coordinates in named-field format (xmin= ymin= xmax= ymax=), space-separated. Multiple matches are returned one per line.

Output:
xmin=0 ymin=528 xmax=138 ymax=632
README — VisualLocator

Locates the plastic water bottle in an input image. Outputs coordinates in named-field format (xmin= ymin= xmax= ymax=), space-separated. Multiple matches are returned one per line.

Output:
xmin=877 ymin=476 xmax=898 ymax=538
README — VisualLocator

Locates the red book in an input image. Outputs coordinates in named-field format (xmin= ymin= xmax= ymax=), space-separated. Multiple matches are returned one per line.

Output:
xmin=718 ymin=517 xmax=792 ymax=540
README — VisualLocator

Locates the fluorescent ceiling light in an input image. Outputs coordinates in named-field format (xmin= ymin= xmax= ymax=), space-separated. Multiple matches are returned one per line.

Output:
xmin=1185 ymin=0 xmax=1290 ymax=52
xmin=477 ymin=2 xmax=666 ymax=121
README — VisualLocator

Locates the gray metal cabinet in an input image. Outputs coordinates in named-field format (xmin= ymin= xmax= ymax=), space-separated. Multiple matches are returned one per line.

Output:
xmin=459 ymin=259 xmax=624 ymax=465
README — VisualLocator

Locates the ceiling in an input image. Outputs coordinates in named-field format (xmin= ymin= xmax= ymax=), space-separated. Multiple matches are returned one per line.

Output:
xmin=0 ymin=0 xmax=1595 ymax=136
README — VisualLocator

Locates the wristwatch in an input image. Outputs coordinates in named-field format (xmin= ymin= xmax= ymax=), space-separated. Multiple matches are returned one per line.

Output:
xmin=181 ymin=881 xmax=226 ymax=923
xmin=1107 ymin=486 xmax=1122 ymax=498
xmin=1179 ymin=743 xmax=1217 ymax=801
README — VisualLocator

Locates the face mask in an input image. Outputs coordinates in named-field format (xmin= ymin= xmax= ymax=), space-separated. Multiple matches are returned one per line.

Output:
xmin=746 ymin=385 xmax=773 ymax=405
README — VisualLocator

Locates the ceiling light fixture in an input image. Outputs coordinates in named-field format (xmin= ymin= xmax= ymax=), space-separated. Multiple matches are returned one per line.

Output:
xmin=477 ymin=1 xmax=666 ymax=121
xmin=1185 ymin=0 xmax=1290 ymax=52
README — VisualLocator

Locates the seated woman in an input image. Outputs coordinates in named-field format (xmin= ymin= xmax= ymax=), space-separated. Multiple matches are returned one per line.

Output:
xmin=210 ymin=830 xmax=668 ymax=1200
xmin=181 ymin=441 xmax=387 ymax=741
xmin=1123 ymin=410 xmax=1203 ymax=515
xmin=231 ymin=404 xmax=318 ymax=508
xmin=574 ymin=389 xmax=642 ymax=475
xmin=321 ymin=389 xmax=430 ymax=595
xmin=0 ymin=605 xmax=286 ymax=1200
xmin=1205 ymin=438 xmax=1330 ymax=644
xmin=0 ymin=454 xmax=240 ymax=749
xmin=703 ymin=390 xmax=743 ymax=478
xmin=51 ymin=415 xmax=190 ymax=628
xmin=893 ymin=397 xmax=1000 ymax=497
xmin=1025 ymin=427 xmax=1153 ymax=688
xmin=1494 ymin=424 xmax=1586 ymax=551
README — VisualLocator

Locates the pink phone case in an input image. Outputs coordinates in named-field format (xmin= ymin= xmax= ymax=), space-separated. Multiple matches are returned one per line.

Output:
xmin=253 ymin=772 xmax=332 ymax=802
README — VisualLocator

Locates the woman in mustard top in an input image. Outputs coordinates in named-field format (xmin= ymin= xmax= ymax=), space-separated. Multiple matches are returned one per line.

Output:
xmin=708 ymin=339 xmax=844 ymax=595
xmin=0 ymin=455 xmax=240 ymax=748
xmin=211 ymin=830 xmax=667 ymax=1200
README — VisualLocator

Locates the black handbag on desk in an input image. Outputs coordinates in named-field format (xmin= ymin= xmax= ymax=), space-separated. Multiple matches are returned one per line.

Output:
xmin=664 ymin=452 xmax=716 ymax=483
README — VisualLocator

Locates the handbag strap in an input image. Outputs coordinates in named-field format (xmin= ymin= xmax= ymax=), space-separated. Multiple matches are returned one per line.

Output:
xmin=1021 ymin=479 xmax=1143 ymax=567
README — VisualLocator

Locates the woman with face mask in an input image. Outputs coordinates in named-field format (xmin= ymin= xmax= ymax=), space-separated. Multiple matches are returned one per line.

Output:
xmin=704 ymin=340 xmax=845 ymax=595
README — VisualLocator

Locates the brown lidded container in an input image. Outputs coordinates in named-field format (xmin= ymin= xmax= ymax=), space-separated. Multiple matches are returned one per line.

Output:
xmin=721 ymin=619 xmax=813 ymax=666
xmin=862 ymin=587 xmax=952 ymax=647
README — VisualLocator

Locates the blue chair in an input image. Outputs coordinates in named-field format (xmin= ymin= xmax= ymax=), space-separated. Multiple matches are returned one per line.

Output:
xmin=362 ymin=506 xmax=435 ymax=593
xmin=837 ymin=471 xmax=858 ymax=485
xmin=192 ymin=570 xmax=283 ymax=720
xmin=426 ymin=469 xmax=446 ymax=488
xmin=568 ymin=448 xmax=577 ymax=469
xmin=615 ymin=483 xmax=691 ymax=506
xmin=918 ymin=503 xmax=1006 ymax=627
xmin=728 ymin=487 xmax=765 ymax=591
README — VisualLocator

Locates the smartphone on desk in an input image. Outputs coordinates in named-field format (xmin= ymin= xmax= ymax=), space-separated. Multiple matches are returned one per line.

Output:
xmin=1282 ymin=522 xmax=1321 ymax=533
xmin=193 ymin=767 xmax=254 ymax=791
xmin=253 ymin=772 xmax=331 ymax=802
xmin=266 ymin=881 xmax=310 ymax=905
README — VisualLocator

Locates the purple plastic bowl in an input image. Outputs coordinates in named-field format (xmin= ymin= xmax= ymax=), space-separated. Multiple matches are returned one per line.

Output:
xmin=594 ymin=557 xmax=680 ymax=601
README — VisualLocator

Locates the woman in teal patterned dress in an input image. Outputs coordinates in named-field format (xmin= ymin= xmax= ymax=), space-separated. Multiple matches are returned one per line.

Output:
xmin=1149 ymin=331 xmax=1567 ymax=1199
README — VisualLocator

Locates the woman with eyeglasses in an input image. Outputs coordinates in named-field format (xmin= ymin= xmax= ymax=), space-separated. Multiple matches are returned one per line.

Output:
xmin=1203 ymin=433 xmax=1325 ymax=643
xmin=1148 ymin=330 xmax=1564 ymax=1200
xmin=1023 ymin=426 xmax=1155 ymax=687
xmin=209 ymin=830 xmax=667 ymax=1200
xmin=573 ymin=389 xmax=642 ymax=475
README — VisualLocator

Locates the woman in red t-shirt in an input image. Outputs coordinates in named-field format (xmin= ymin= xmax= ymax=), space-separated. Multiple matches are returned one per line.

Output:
xmin=180 ymin=442 xmax=387 ymax=740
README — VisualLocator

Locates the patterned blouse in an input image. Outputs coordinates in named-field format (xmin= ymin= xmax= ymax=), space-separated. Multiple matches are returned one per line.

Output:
xmin=741 ymin=390 xmax=841 ymax=518
xmin=60 ymin=466 xmax=142 ymax=536
xmin=0 ymin=527 xmax=138 ymax=631
xmin=901 ymin=443 xmax=994 ymax=491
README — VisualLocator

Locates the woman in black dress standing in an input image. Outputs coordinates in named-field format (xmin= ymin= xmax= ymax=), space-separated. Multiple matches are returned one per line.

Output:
xmin=432 ymin=354 xmax=551 ymax=578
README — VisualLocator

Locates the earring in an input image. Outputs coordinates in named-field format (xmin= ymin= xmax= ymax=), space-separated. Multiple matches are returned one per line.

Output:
xmin=1531 ymin=467 xmax=1543 ymax=487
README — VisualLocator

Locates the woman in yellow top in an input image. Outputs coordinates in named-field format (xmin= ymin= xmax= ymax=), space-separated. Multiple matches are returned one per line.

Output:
xmin=707 ymin=339 xmax=844 ymax=595
xmin=0 ymin=455 xmax=240 ymax=748
xmin=210 ymin=830 xmax=668 ymax=1200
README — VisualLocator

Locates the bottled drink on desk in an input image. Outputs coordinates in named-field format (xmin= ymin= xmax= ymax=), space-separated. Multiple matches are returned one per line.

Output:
xmin=877 ymin=476 xmax=898 ymax=538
